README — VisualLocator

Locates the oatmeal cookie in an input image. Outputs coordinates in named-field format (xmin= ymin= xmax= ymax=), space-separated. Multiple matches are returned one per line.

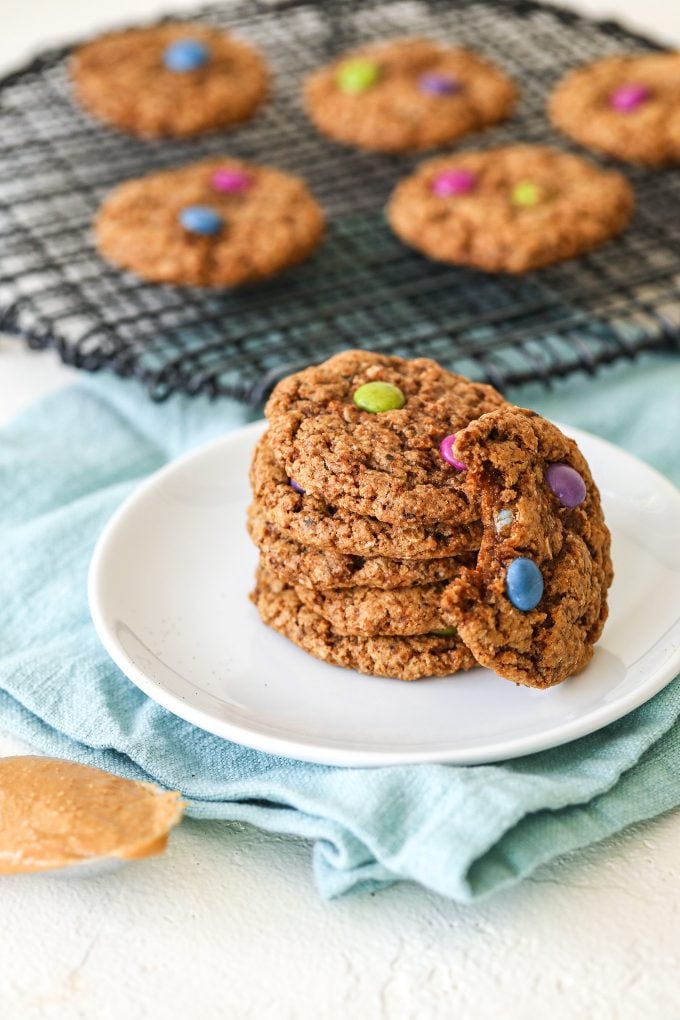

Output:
xmin=387 ymin=145 xmax=634 ymax=273
xmin=441 ymin=407 xmax=612 ymax=687
xmin=95 ymin=157 xmax=325 ymax=287
xmin=549 ymin=52 xmax=680 ymax=165
xmin=294 ymin=581 xmax=454 ymax=636
xmin=251 ymin=568 xmax=475 ymax=680
xmin=71 ymin=23 xmax=268 ymax=137
xmin=264 ymin=350 xmax=506 ymax=525
xmin=304 ymin=37 xmax=517 ymax=152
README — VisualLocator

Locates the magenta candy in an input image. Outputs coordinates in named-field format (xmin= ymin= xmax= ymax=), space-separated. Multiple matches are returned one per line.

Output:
xmin=545 ymin=463 xmax=586 ymax=508
xmin=610 ymin=82 xmax=650 ymax=112
xmin=418 ymin=72 xmax=461 ymax=96
xmin=211 ymin=168 xmax=253 ymax=193
xmin=439 ymin=434 xmax=466 ymax=471
xmin=432 ymin=169 xmax=476 ymax=197
xmin=289 ymin=479 xmax=305 ymax=495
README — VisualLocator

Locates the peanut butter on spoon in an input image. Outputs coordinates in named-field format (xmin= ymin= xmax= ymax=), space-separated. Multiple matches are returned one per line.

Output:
xmin=0 ymin=756 xmax=184 ymax=875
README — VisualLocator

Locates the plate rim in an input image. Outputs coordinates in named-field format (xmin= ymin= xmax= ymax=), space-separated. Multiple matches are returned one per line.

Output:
xmin=88 ymin=419 xmax=680 ymax=767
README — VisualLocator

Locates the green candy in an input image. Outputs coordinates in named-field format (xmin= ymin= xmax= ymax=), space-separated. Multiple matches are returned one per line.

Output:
xmin=430 ymin=627 xmax=457 ymax=637
xmin=336 ymin=59 xmax=380 ymax=94
xmin=511 ymin=180 xmax=542 ymax=207
xmin=353 ymin=381 xmax=405 ymax=413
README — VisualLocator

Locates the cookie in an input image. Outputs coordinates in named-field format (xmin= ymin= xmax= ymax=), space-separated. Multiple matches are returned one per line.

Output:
xmin=251 ymin=568 xmax=475 ymax=680
xmin=71 ymin=23 xmax=268 ymax=138
xmin=304 ymin=37 xmax=517 ymax=153
xmin=250 ymin=433 xmax=483 ymax=559
xmin=247 ymin=507 xmax=472 ymax=591
xmin=294 ymin=581 xmax=453 ymax=636
xmin=440 ymin=407 xmax=612 ymax=687
xmin=387 ymin=145 xmax=634 ymax=273
xmin=264 ymin=351 xmax=506 ymax=525
xmin=549 ymin=53 xmax=680 ymax=165
xmin=95 ymin=157 xmax=325 ymax=287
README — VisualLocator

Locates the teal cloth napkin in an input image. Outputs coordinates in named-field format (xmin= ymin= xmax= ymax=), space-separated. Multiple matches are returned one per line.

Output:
xmin=1 ymin=354 xmax=679 ymax=900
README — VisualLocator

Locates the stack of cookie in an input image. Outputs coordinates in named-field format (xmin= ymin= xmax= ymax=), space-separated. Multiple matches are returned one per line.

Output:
xmin=248 ymin=350 xmax=612 ymax=688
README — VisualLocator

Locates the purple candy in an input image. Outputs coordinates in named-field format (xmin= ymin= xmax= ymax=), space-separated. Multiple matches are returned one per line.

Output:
xmin=211 ymin=168 xmax=253 ymax=193
xmin=545 ymin=463 xmax=586 ymax=508
xmin=610 ymin=82 xmax=650 ymax=112
xmin=289 ymin=479 xmax=305 ymax=495
xmin=432 ymin=169 xmax=477 ymax=197
xmin=418 ymin=72 xmax=461 ymax=96
xmin=439 ymin=434 xmax=466 ymax=471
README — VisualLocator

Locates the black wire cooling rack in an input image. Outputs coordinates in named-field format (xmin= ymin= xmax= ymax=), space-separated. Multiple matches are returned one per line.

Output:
xmin=1 ymin=0 xmax=679 ymax=402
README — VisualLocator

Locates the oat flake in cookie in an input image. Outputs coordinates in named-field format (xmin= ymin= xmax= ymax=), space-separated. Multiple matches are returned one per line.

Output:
xmin=294 ymin=581 xmax=455 ymax=637
xmin=387 ymin=145 xmax=634 ymax=273
xmin=549 ymin=53 xmax=680 ymax=165
xmin=95 ymin=157 xmax=325 ymax=287
xmin=71 ymin=23 xmax=268 ymax=138
xmin=264 ymin=351 xmax=506 ymax=525
xmin=251 ymin=568 xmax=476 ymax=681
xmin=304 ymin=37 xmax=518 ymax=153
xmin=441 ymin=407 xmax=613 ymax=688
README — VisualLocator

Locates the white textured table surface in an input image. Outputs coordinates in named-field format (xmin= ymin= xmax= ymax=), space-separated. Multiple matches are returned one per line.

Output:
xmin=1 ymin=2 xmax=680 ymax=1018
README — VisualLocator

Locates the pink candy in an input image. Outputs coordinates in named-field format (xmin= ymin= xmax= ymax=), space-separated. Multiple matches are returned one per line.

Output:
xmin=211 ymin=168 xmax=253 ymax=193
xmin=432 ymin=169 xmax=476 ymax=197
xmin=439 ymin=434 xmax=466 ymax=471
xmin=610 ymin=82 xmax=650 ymax=112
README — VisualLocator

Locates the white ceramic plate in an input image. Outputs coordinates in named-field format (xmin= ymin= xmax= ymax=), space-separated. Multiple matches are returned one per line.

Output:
xmin=88 ymin=419 xmax=680 ymax=767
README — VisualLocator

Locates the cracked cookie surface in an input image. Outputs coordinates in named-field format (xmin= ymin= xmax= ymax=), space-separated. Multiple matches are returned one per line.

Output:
xmin=304 ymin=37 xmax=517 ymax=153
xmin=387 ymin=145 xmax=634 ymax=273
xmin=441 ymin=407 xmax=612 ymax=687
xmin=251 ymin=568 xmax=475 ymax=680
xmin=95 ymin=157 xmax=325 ymax=287
xmin=264 ymin=350 xmax=506 ymax=525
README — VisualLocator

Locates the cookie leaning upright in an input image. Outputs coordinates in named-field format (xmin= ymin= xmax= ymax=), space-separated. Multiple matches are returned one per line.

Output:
xmin=387 ymin=144 xmax=634 ymax=273
xmin=264 ymin=350 xmax=506 ymax=524
xmin=71 ymin=23 xmax=268 ymax=138
xmin=441 ymin=407 xmax=613 ymax=688
xmin=549 ymin=53 xmax=680 ymax=165
xmin=304 ymin=37 xmax=517 ymax=153
xmin=95 ymin=157 xmax=325 ymax=287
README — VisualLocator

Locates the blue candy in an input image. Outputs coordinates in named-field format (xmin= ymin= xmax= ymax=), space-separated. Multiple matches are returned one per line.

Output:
xmin=505 ymin=557 xmax=543 ymax=612
xmin=163 ymin=39 xmax=209 ymax=72
xmin=178 ymin=206 xmax=223 ymax=235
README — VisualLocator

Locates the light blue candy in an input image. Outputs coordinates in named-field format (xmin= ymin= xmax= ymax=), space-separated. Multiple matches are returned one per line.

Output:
xmin=178 ymin=206 xmax=223 ymax=236
xmin=163 ymin=39 xmax=209 ymax=72
xmin=505 ymin=557 xmax=543 ymax=612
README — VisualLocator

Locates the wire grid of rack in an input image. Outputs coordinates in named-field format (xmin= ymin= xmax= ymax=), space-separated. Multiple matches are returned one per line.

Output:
xmin=0 ymin=0 xmax=679 ymax=402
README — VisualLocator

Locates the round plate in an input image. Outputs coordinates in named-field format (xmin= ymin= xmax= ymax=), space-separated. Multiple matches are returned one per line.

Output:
xmin=88 ymin=420 xmax=680 ymax=767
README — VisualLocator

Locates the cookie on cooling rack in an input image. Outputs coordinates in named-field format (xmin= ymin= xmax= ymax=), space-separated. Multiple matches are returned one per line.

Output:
xmin=71 ymin=23 xmax=268 ymax=138
xmin=94 ymin=157 xmax=325 ymax=287
xmin=386 ymin=144 xmax=634 ymax=273
xmin=549 ymin=52 xmax=680 ymax=165
xmin=303 ymin=37 xmax=518 ymax=152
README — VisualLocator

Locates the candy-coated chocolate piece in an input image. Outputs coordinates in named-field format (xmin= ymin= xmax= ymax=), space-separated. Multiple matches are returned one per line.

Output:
xmin=438 ymin=434 xmax=466 ymax=471
xmin=178 ymin=205 xmax=223 ymax=235
xmin=511 ymin=180 xmax=541 ymax=207
xmin=609 ymin=82 xmax=650 ymax=112
xmin=545 ymin=463 xmax=586 ymax=508
xmin=494 ymin=508 xmax=513 ymax=533
xmin=352 ymin=381 xmax=405 ymax=413
xmin=418 ymin=72 xmax=461 ymax=96
xmin=430 ymin=626 xmax=457 ymax=637
xmin=163 ymin=38 xmax=209 ymax=73
xmin=336 ymin=59 xmax=380 ymax=94
xmin=289 ymin=479 xmax=305 ymax=495
xmin=506 ymin=557 xmax=544 ymax=611
xmin=211 ymin=168 xmax=253 ymax=193
xmin=432 ymin=168 xmax=476 ymax=197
